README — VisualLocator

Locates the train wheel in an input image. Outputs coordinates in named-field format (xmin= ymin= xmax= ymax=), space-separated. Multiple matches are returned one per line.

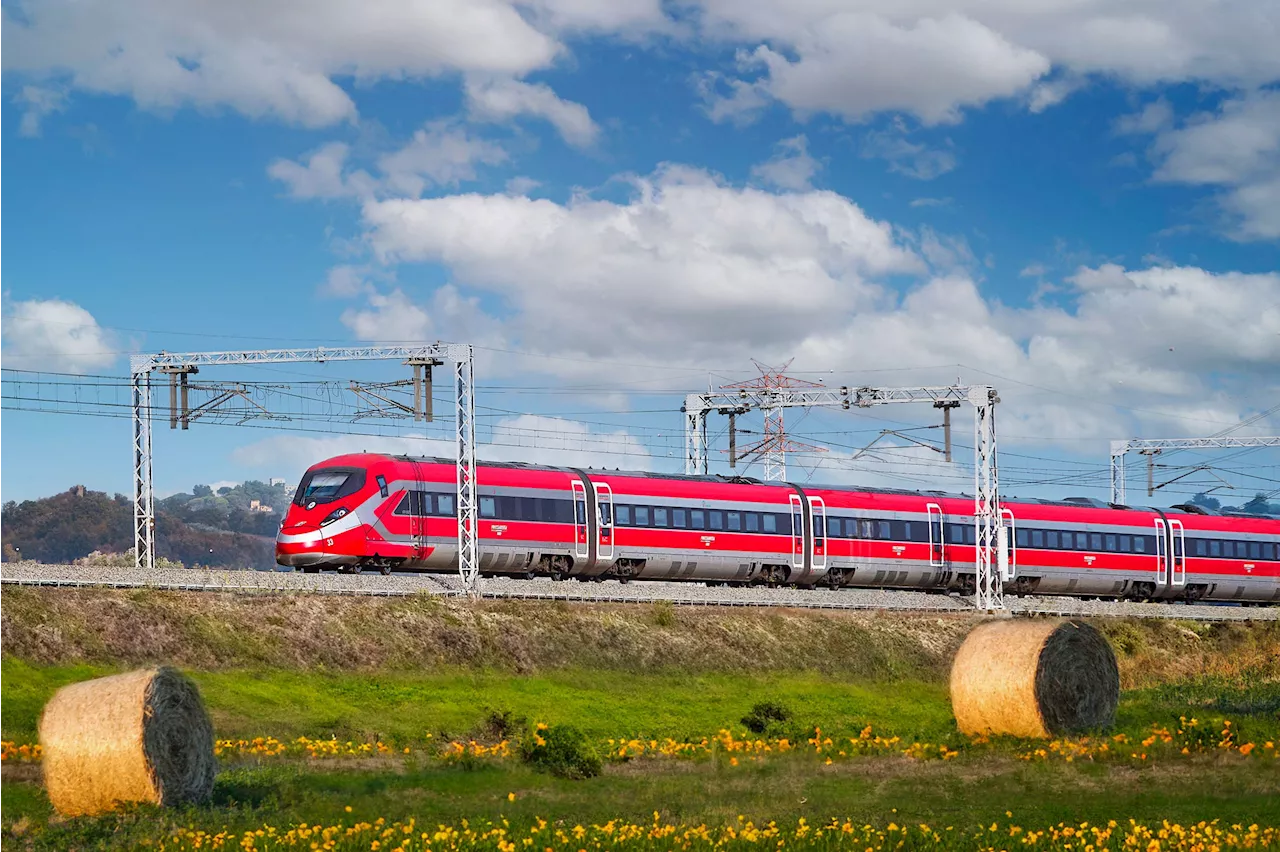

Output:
xmin=379 ymin=563 xmax=392 ymax=576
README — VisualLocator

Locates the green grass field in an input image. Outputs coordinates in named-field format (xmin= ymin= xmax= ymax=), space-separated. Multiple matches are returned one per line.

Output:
xmin=2 ymin=590 xmax=1278 ymax=850
xmin=4 ymin=660 xmax=1278 ymax=850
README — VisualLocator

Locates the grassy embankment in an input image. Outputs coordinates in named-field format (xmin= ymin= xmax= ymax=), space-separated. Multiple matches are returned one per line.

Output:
xmin=2 ymin=588 xmax=1278 ymax=850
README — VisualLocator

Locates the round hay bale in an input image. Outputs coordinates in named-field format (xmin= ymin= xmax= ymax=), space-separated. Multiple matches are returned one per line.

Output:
xmin=949 ymin=619 xmax=1119 ymax=739
xmin=38 ymin=666 xmax=216 ymax=816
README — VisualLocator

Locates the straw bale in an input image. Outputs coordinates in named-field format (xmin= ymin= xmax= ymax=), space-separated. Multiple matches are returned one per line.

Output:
xmin=38 ymin=666 xmax=216 ymax=816
xmin=950 ymin=619 xmax=1119 ymax=738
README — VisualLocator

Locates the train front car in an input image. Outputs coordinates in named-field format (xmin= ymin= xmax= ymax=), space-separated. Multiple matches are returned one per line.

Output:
xmin=277 ymin=454 xmax=385 ymax=572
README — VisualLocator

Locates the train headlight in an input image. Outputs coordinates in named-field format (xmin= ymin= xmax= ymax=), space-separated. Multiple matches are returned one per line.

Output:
xmin=319 ymin=507 xmax=350 ymax=527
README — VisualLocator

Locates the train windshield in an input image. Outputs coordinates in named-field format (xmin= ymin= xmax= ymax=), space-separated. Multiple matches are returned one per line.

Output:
xmin=292 ymin=468 xmax=366 ymax=506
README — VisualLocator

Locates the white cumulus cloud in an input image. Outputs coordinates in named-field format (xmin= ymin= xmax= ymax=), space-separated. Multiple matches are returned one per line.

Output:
xmin=750 ymin=135 xmax=821 ymax=190
xmin=1 ymin=297 xmax=118 ymax=373
xmin=465 ymin=76 xmax=600 ymax=148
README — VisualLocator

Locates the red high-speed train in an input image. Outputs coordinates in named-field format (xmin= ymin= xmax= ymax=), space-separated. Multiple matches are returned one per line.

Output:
xmin=276 ymin=454 xmax=1280 ymax=604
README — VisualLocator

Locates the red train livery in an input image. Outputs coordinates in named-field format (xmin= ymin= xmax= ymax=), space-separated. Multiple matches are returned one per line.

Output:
xmin=277 ymin=454 xmax=1280 ymax=604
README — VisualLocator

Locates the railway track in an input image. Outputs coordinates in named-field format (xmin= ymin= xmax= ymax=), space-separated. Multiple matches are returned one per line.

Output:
xmin=2 ymin=563 xmax=1274 ymax=621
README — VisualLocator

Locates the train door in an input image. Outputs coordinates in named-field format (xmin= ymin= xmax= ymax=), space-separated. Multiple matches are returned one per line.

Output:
xmin=926 ymin=503 xmax=945 ymax=568
xmin=1169 ymin=519 xmax=1186 ymax=587
xmin=571 ymin=480 xmax=590 ymax=561
xmin=409 ymin=461 xmax=430 ymax=563
xmin=808 ymin=496 xmax=826 ymax=570
xmin=595 ymin=483 xmax=615 ymax=561
xmin=789 ymin=494 xmax=804 ymax=571
xmin=999 ymin=508 xmax=1017 ymax=580
xmin=1154 ymin=518 xmax=1169 ymax=586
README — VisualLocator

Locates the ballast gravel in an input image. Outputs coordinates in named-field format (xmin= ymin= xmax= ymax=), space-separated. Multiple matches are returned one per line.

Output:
xmin=2 ymin=561 xmax=1274 ymax=621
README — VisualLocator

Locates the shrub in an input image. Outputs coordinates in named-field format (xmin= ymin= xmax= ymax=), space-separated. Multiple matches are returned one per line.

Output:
xmin=479 ymin=707 xmax=527 ymax=741
xmin=519 ymin=724 xmax=601 ymax=779
xmin=651 ymin=600 xmax=675 ymax=627
xmin=741 ymin=701 xmax=791 ymax=735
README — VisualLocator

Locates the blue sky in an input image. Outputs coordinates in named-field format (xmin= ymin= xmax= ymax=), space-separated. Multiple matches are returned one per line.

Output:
xmin=2 ymin=0 xmax=1278 ymax=506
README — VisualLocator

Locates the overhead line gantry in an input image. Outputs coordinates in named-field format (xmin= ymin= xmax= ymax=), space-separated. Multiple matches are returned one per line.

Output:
xmin=130 ymin=344 xmax=480 ymax=594
xmin=683 ymin=382 xmax=1007 ymax=611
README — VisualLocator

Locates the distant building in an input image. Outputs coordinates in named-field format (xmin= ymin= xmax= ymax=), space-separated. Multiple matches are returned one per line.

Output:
xmin=269 ymin=477 xmax=287 ymax=487
xmin=248 ymin=499 xmax=275 ymax=513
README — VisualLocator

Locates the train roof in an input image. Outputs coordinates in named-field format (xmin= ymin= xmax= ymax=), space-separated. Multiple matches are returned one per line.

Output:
xmin=322 ymin=453 xmax=1280 ymax=521
xmin=378 ymin=454 xmax=1157 ymax=511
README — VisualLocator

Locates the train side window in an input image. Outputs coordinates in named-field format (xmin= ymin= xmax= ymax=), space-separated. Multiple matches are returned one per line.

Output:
xmin=1045 ymin=530 xmax=1059 ymax=549
xmin=1193 ymin=539 xmax=1205 ymax=557
xmin=673 ymin=508 xmax=687 ymax=529
xmin=1104 ymin=534 xmax=1117 ymax=552
xmin=950 ymin=524 xmax=965 ymax=544
xmin=1090 ymin=533 xmax=1103 ymax=551
xmin=1209 ymin=540 xmax=1221 ymax=557
xmin=1119 ymin=535 xmax=1131 ymax=553
xmin=395 ymin=493 xmax=414 ymax=515
xmin=1031 ymin=530 xmax=1044 ymax=548
xmin=761 ymin=513 xmax=775 ymax=533
xmin=745 ymin=512 xmax=760 ymax=533
xmin=727 ymin=511 xmax=742 ymax=531
xmin=830 ymin=517 xmax=845 ymax=538
xmin=709 ymin=510 xmax=724 ymax=531
xmin=691 ymin=509 xmax=706 ymax=529
xmin=375 ymin=475 xmax=389 ymax=498
xmin=634 ymin=506 xmax=650 ymax=526
xmin=599 ymin=503 xmax=612 ymax=527
xmin=616 ymin=505 xmax=632 ymax=526
xmin=653 ymin=507 xmax=669 ymax=527
xmin=1264 ymin=542 xmax=1276 ymax=561
xmin=439 ymin=494 xmax=455 ymax=516
xmin=1016 ymin=528 xmax=1029 ymax=548
xmin=479 ymin=496 xmax=496 ymax=518
xmin=1133 ymin=536 xmax=1146 ymax=553
xmin=1249 ymin=541 xmax=1260 ymax=560
xmin=965 ymin=524 xmax=976 ymax=546
xmin=879 ymin=520 xmax=892 ymax=540
xmin=1074 ymin=532 xmax=1087 ymax=550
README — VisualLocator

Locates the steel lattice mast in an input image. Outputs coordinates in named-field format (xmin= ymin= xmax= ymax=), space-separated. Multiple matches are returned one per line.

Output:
xmin=719 ymin=360 xmax=828 ymax=481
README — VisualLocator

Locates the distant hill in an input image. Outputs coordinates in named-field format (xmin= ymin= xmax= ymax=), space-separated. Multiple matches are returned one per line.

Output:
xmin=158 ymin=478 xmax=295 ymax=538
xmin=1 ymin=481 xmax=289 ymax=569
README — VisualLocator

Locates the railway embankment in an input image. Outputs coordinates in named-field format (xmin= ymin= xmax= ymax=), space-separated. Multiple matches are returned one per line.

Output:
xmin=3 ymin=586 xmax=1277 ymax=685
